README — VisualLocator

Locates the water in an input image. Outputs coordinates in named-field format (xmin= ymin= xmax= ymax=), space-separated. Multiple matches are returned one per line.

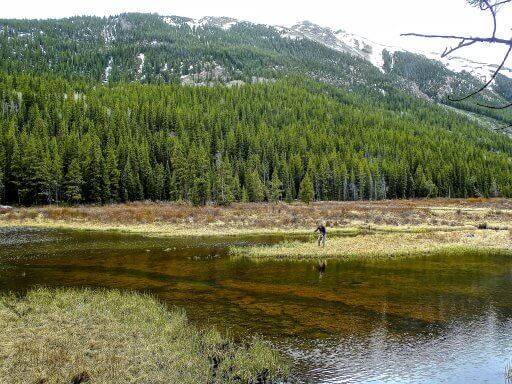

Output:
xmin=1 ymin=227 xmax=512 ymax=383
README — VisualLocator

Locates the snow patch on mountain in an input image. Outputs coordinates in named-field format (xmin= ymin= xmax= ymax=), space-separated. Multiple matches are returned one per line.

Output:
xmin=101 ymin=24 xmax=116 ymax=44
xmin=163 ymin=17 xmax=180 ymax=27
xmin=161 ymin=15 xmax=511 ymax=84
xmin=164 ymin=16 xmax=238 ymax=31
xmin=334 ymin=30 xmax=401 ymax=72
xmin=425 ymin=54 xmax=512 ymax=82
xmin=103 ymin=57 xmax=113 ymax=84
xmin=291 ymin=21 xmax=364 ymax=58
xmin=137 ymin=53 xmax=145 ymax=80
xmin=274 ymin=26 xmax=303 ymax=40
xmin=288 ymin=20 xmax=512 ymax=81
xmin=202 ymin=17 xmax=238 ymax=30
xmin=186 ymin=19 xmax=206 ymax=29
xmin=287 ymin=21 xmax=403 ymax=72
xmin=221 ymin=20 xmax=237 ymax=30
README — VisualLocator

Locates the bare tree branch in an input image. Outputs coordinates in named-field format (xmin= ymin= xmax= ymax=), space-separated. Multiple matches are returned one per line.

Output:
xmin=481 ymin=0 xmax=498 ymax=37
xmin=495 ymin=122 xmax=512 ymax=130
xmin=400 ymin=33 xmax=511 ymax=47
xmin=442 ymin=39 xmax=477 ymax=58
xmin=479 ymin=0 xmax=512 ymax=10
xmin=477 ymin=101 xmax=512 ymax=109
xmin=449 ymin=43 xmax=512 ymax=101
xmin=402 ymin=0 xmax=512 ymax=113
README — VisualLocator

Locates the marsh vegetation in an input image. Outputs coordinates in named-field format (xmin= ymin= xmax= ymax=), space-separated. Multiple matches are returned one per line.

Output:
xmin=0 ymin=288 xmax=289 ymax=384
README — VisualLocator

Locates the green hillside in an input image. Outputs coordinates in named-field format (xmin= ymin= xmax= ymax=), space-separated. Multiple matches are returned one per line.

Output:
xmin=1 ymin=72 xmax=512 ymax=205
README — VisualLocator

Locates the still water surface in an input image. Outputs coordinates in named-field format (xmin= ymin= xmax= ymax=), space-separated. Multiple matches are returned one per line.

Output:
xmin=1 ymin=227 xmax=512 ymax=383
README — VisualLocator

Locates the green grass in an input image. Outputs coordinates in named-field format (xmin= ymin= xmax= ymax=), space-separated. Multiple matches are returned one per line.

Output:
xmin=0 ymin=288 xmax=290 ymax=384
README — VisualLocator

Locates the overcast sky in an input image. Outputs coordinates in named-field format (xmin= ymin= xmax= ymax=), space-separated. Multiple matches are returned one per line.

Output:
xmin=3 ymin=0 xmax=512 ymax=64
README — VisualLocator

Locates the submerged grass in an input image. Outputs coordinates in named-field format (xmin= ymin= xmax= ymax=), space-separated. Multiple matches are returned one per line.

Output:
xmin=0 ymin=288 xmax=290 ymax=384
xmin=231 ymin=229 xmax=512 ymax=261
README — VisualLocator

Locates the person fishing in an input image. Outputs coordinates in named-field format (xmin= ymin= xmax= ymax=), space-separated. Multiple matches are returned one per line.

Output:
xmin=314 ymin=221 xmax=327 ymax=247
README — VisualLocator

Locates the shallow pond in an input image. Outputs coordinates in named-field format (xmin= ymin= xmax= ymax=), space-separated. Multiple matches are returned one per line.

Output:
xmin=1 ymin=227 xmax=512 ymax=383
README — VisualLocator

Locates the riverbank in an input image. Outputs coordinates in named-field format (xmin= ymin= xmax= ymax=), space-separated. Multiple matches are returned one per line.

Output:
xmin=0 ymin=288 xmax=289 ymax=383
xmin=231 ymin=229 xmax=512 ymax=261
xmin=1 ymin=199 xmax=511 ymax=258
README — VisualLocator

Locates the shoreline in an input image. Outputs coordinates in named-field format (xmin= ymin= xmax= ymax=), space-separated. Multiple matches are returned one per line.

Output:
xmin=1 ymin=199 xmax=511 ymax=259
xmin=230 ymin=229 xmax=512 ymax=261
xmin=0 ymin=217 xmax=480 ymax=237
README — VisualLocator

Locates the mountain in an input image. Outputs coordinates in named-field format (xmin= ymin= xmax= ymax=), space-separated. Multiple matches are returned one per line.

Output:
xmin=287 ymin=20 xmax=512 ymax=82
xmin=0 ymin=14 xmax=512 ymax=121
xmin=282 ymin=20 xmax=512 ymax=124
xmin=1 ymin=13 xmax=512 ymax=206
xmin=1 ymin=13 xmax=511 ymax=128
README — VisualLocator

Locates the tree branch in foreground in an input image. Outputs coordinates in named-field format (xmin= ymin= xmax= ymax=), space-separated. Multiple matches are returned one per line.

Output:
xmin=400 ymin=33 xmax=511 ymax=47
xmin=401 ymin=0 xmax=512 ymax=111
xmin=477 ymin=101 xmax=512 ymax=109
xmin=449 ymin=43 xmax=512 ymax=101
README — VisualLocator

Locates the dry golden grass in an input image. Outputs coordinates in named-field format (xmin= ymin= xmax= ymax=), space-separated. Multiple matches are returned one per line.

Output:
xmin=1 ymin=199 xmax=512 ymax=238
xmin=232 ymin=229 xmax=512 ymax=261
xmin=0 ymin=288 xmax=289 ymax=384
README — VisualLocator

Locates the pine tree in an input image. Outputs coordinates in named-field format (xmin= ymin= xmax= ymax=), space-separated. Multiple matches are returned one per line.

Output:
xmin=64 ymin=158 xmax=83 ymax=203
xmin=171 ymin=142 xmax=189 ymax=200
xmin=9 ymin=139 xmax=23 ymax=205
xmin=121 ymin=157 xmax=143 ymax=201
xmin=119 ymin=160 xmax=129 ymax=203
xmin=105 ymin=146 xmax=120 ymax=203
xmin=299 ymin=173 xmax=315 ymax=204
xmin=101 ymin=160 xmax=111 ymax=203
xmin=3 ymin=119 xmax=19 ymax=203
xmin=241 ymin=187 xmax=249 ymax=203
xmin=268 ymin=169 xmax=283 ymax=203
xmin=85 ymin=142 xmax=106 ymax=204
xmin=153 ymin=163 xmax=166 ymax=201
xmin=414 ymin=165 xmax=437 ymax=198
xmin=166 ymin=168 xmax=179 ymax=201
xmin=0 ymin=168 xmax=4 ymax=204
xmin=21 ymin=137 xmax=52 ymax=205
xmin=34 ymin=145 xmax=52 ymax=205
xmin=490 ymin=178 xmax=500 ymax=198
xmin=245 ymin=170 xmax=265 ymax=202
xmin=214 ymin=157 xmax=235 ymax=206
xmin=1 ymin=71 xmax=512 ymax=206
xmin=190 ymin=176 xmax=209 ymax=206
xmin=0 ymin=133 xmax=5 ymax=204
xmin=49 ymin=138 xmax=63 ymax=203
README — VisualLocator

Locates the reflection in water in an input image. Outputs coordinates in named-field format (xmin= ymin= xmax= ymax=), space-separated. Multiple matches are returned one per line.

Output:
xmin=1 ymin=227 xmax=512 ymax=383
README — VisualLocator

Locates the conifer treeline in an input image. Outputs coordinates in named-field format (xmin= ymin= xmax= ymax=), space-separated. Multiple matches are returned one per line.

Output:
xmin=1 ymin=72 xmax=512 ymax=206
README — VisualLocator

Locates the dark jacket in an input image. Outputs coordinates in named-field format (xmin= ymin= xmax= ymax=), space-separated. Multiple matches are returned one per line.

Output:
xmin=316 ymin=225 xmax=326 ymax=235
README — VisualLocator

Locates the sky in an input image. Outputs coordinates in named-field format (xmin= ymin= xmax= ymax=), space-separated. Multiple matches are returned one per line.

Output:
xmin=3 ymin=0 xmax=512 ymax=64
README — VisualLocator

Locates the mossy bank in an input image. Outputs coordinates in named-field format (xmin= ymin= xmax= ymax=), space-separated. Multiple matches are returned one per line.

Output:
xmin=0 ymin=288 xmax=290 ymax=384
